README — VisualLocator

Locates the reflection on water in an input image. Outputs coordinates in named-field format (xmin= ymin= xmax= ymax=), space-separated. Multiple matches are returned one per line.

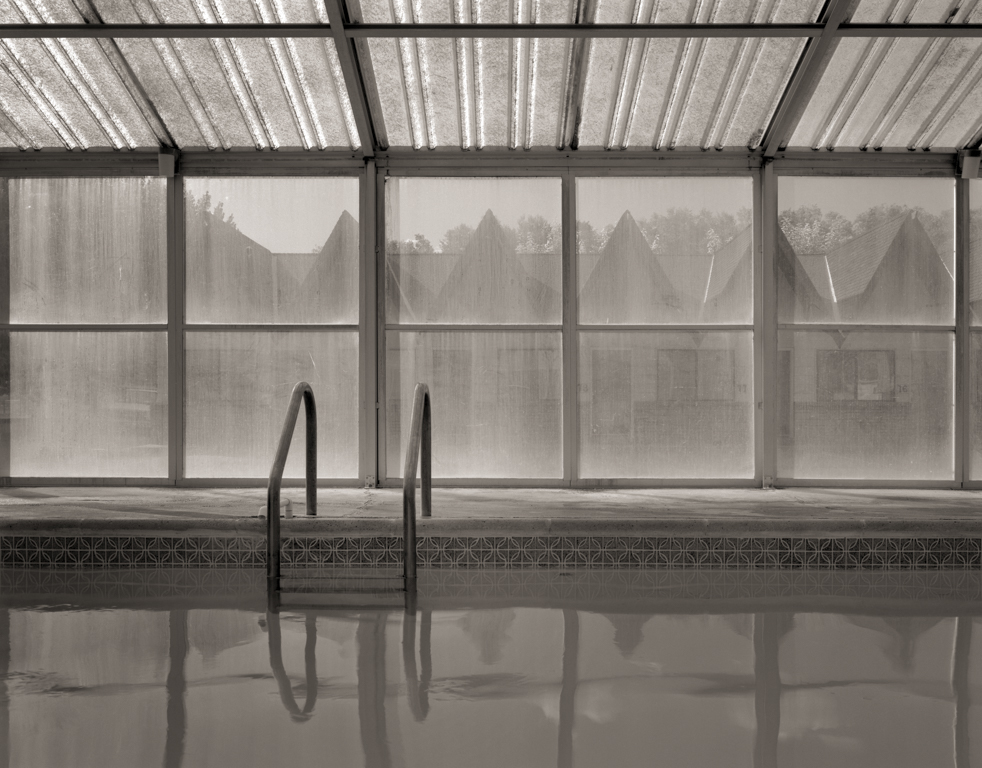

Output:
xmin=0 ymin=594 xmax=979 ymax=768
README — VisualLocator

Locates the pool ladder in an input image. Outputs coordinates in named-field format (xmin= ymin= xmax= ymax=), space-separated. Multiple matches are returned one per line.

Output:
xmin=266 ymin=381 xmax=431 ymax=612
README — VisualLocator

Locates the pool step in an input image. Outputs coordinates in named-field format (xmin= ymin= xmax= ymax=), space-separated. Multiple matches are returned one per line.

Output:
xmin=276 ymin=569 xmax=408 ymax=610
xmin=278 ymin=590 xmax=407 ymax=610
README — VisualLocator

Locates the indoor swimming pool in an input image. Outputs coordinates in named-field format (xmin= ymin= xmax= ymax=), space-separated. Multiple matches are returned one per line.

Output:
xmin=0 ymin=568 xmax=979 ymax=768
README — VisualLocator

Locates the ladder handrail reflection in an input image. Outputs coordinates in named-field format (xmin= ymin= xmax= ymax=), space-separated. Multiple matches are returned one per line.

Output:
xmin=266 ymin=611 xmax=319 ymax=722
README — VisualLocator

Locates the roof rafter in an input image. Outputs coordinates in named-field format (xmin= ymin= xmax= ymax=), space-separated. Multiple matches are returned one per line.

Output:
xmin=322 ymin=0 xmax=377 ymax=157
xmin=761 ymin=0 xmax=853 ymax=157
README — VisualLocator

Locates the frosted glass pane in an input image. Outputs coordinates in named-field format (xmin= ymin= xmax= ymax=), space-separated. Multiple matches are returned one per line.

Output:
xmin=577 ymin=178 xmax=753 ymax=325
xmin=386 ymin=178 xmax=561 ymax=324
xmin=970 ymin=332 xmax=982 ymax=479
xmin=778 ymin=178 xmax=955 ymax=325
xmin=185 ymin=332 xmax=358 ymax=478
xmin=385 ymin=332 xmax=562 ymax=478
xmin=7 ymin=332 xmax=167 ymax=477
xmin=186 ymin=178 xmax=359 ymax=324
xmin=777 ymin=331 xmax=953 ymax=480
xmin=9 ymin=178 xmax=166 ymax=324
xmin=579 ymin=331 xmax=754 ymax=478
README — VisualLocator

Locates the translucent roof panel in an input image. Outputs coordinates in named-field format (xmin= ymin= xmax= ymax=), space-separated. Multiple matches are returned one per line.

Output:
xmin=0 ymin=0 xmax=328 ymax=25
xmin=851 ymin=0 xmax=982 ymax=24
xmin=114 ymin=37 xmax=358 ymax=149
xmin=0 ymin=37 xmax=161 ymax=149
xmin=789 ymin=37 xmax=982 ymax=151
xmin=349 ymin=0 xmax=823 ymax=25
xmin=364 ymin=35 xmax=807 ymax=150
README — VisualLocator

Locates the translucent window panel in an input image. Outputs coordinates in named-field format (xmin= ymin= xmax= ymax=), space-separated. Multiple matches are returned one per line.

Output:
xmin=789 ymin=37 xmax=982 ymax=151
xmin=777 ymin=331 xmax=953 ymax=480
xmin=386 ymin=178 xmax=561 ymax=324
xmin=5 ymin=332 xmax=168 ymax=477
xmin=577 ymin=178 xmax=752 ymax=325
xmin=386 ymin=332 xmax=562 ymax=478
xmin=969 ymin=333 xmax=982 ymax=479
xmin=186 ymin=178 xmax=359 ymax=324
xmin=184 ymin=332 xmax=358 ymax=478
xmin=579 ymin=332 xmax=754 ymax=479
xmin=579 ymin=37 xmax=807 ymax=150
xmin=778 ymin=178 xmax=955 ymax=325
xmin=779 ymin=614 xmax=959 ymax=768
xmin=9 ymin=178 xmax=166 ymax=323
xmin=113 ymin=38 xmax=358 ymax=150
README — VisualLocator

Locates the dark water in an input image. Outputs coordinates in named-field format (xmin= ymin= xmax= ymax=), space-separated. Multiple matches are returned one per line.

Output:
xmin=0 ymin=571 xmax=979 ymax=768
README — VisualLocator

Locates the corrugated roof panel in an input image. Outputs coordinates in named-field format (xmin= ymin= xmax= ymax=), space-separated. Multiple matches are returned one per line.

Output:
xmin=352 ymin=0 xmax=572 ymax=24
xmin=789 ymin=35 xmax=982 ymax=150
xmin=851 ymin=0 xmax=971 ymax=23
xmin=0 ymin=37 xmax=159 ymax=148
xmin=92 ymin=0 xmax=322 ymax=23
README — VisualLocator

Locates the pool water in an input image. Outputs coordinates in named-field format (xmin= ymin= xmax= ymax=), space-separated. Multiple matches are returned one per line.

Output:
xmin=1 ymin=572 xmax=980 ymax=768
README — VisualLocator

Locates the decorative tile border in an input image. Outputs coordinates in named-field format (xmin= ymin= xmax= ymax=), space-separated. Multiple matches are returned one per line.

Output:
xmin=1 ymin=534 xmax=980 ymax=569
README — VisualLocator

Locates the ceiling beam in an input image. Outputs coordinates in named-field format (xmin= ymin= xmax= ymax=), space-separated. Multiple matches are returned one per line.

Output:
xmin=761 ymin=0 xmax=853 ymax=158
xmin=322 ymin=0 xmax=377 ymax=157
xmin=4 ymin=22 xmax=982 ymax=39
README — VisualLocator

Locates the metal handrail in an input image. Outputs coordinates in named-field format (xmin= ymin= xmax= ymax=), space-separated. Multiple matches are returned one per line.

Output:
xmin=402 ymin=383 xmax=431 ymax=591
xmin=267 ymin=381 xmax=317 ymax=586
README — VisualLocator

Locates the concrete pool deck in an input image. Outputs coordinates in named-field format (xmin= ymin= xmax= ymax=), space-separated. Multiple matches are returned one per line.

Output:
xmin=1 ymin=486 xmax=981 ymax=537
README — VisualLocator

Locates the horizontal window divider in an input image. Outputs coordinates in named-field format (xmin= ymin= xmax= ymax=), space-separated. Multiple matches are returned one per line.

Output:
xmin=772 ymin=153 xmax=957 ymax=175
xmin=184 ymin=324 xmax=359 ymax=332
xmin=578 ymin=324 xmax=754 ymax=332
xmin=385 ymin=324 xmax=562 ymax=332
xmin=377 ymin=153 xmax=764 ymax=172
xmin=380 ymin=478 xmax=569 ymax=487
xmin=1 ymin=477 xmax=177 ymax=486
xmin=571 ymin=478 xmax=759 ymax=488
xmin=775 ymin=478 xmax=960 ymax=489
xmin=778 ymin=324 xmax=955 ymax=333
xmin=177 ymin=478 xmax=363 ymax=488
xmin=2 ymin=324 xmax=168 ymax=332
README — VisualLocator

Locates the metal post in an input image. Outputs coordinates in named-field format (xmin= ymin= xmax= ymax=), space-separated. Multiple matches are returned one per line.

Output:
xmin=403 ymin=382 xmax=431 ymax=588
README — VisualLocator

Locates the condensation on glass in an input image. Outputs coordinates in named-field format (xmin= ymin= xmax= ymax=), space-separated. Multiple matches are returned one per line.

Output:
xmin=385 ymin=331 xmax=562 ymax=478
xmin=776 ymin=330 xmax=953 ymax=480
xmin=9 ymin=178 xmax=166 ymax=324
xmin=5 ymin=331 xmax=168 ymax=477
xmin=185 ymin=177 xmax=360 ymax=324
xmin=184 ymin=332 xmax=358 ymax=478
xmin=386 ymin=177 xmax=561 ymax=324
xmin=969 ymin=180 xmax=982 ymax=478
xmin=778 ymin=178 xmax=955 ymax=325
xmin=579 ymin=331 xmax=754 ymax=478
xmin=577 ymin=177 xmax=753 ymax=325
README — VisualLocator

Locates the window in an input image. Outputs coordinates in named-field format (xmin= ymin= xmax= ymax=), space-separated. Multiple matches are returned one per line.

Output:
xmin=817 ymin=350 xmax=895 ymax=402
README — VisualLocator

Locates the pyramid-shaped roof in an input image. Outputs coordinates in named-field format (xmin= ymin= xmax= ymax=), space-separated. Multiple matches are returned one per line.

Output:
xmin=824 ymin=214 xmax=911 ymax=301
xmin=297 ymin=209 xmax=359 ymax=323
xmin=431 ymin=210 xmax=559 ymax=323
xmin=579 ymin=211 xmax=683 ymax=323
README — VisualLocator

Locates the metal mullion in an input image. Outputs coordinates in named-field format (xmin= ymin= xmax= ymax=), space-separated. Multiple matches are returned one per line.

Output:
xmin=375 ymin=167 xmax=388 ymax=482
xmin=753 ymin=165 xmax=765 ymax=487
xmin=577 ymin=324 xmax=754 ymax=332
xmin=176 ymin=477 xmax=363 ymax=487
xmin=7 ymin=323 xmax=169 ymax=332
xmin=956 ymin=178 xmax=970 ymax=485
xmin=760 ymin=161 xmax=777 ymax=487
xmin=380 ymin=165 xmax=571 ymax=177
xmin=562 ymin=170 xmax=577 ymax=486
xmin=361 ymin=158 xmax=378 ymax=487
xmin=777 ymin=324 xmax=956 ymax=333
xmin=772 ymin=153 xmax=957 ymax=176
xmin=168 ymin=174 xmax=185 ymax=483
xmin=384 ymin=324 xmax=562 ymax=332
xmin=0 ymin=178 xmax=8 ymax=480
xmin=776 ymin=478 xmax=963 ymax=489
xmin=184 ymin=324 xmax=359 ymax=332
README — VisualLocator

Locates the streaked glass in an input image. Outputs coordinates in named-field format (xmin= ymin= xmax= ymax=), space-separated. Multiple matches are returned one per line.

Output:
xmin=0 ymin=37 xmax=160 ymax=149
xmin=778 ymin=178 xmax=955 ymax=325
xmin=9 ymin=178 xmax=167 ymax=324
xmin=577 ymin=177 xmax=753 ymax=325
xmin=386 ymin=178 xmax=561 ymax=324
xmin=184 ymin=332 xmax=358 ymax=478
xmin=777 ymin=331 xmax=953 ymax=480
xmin=385 ymin=331 xmax=562 ymax=478
xmin=970 ymin=332 xmax=982 ymax=479
xmin=789 ymin=37 xmax=982 ymax=151
xmin=7 ymin=331 xmax=168 ymax=477
xmin=112 ymin=37 xmax=357 ymax=150
xmin=970 ymin=179 xmax=982 ymax=326
xmin=579 ymin=331 xmax=754 ymax=478
xmin=185 ymin=178 xmax=359 ymax=324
